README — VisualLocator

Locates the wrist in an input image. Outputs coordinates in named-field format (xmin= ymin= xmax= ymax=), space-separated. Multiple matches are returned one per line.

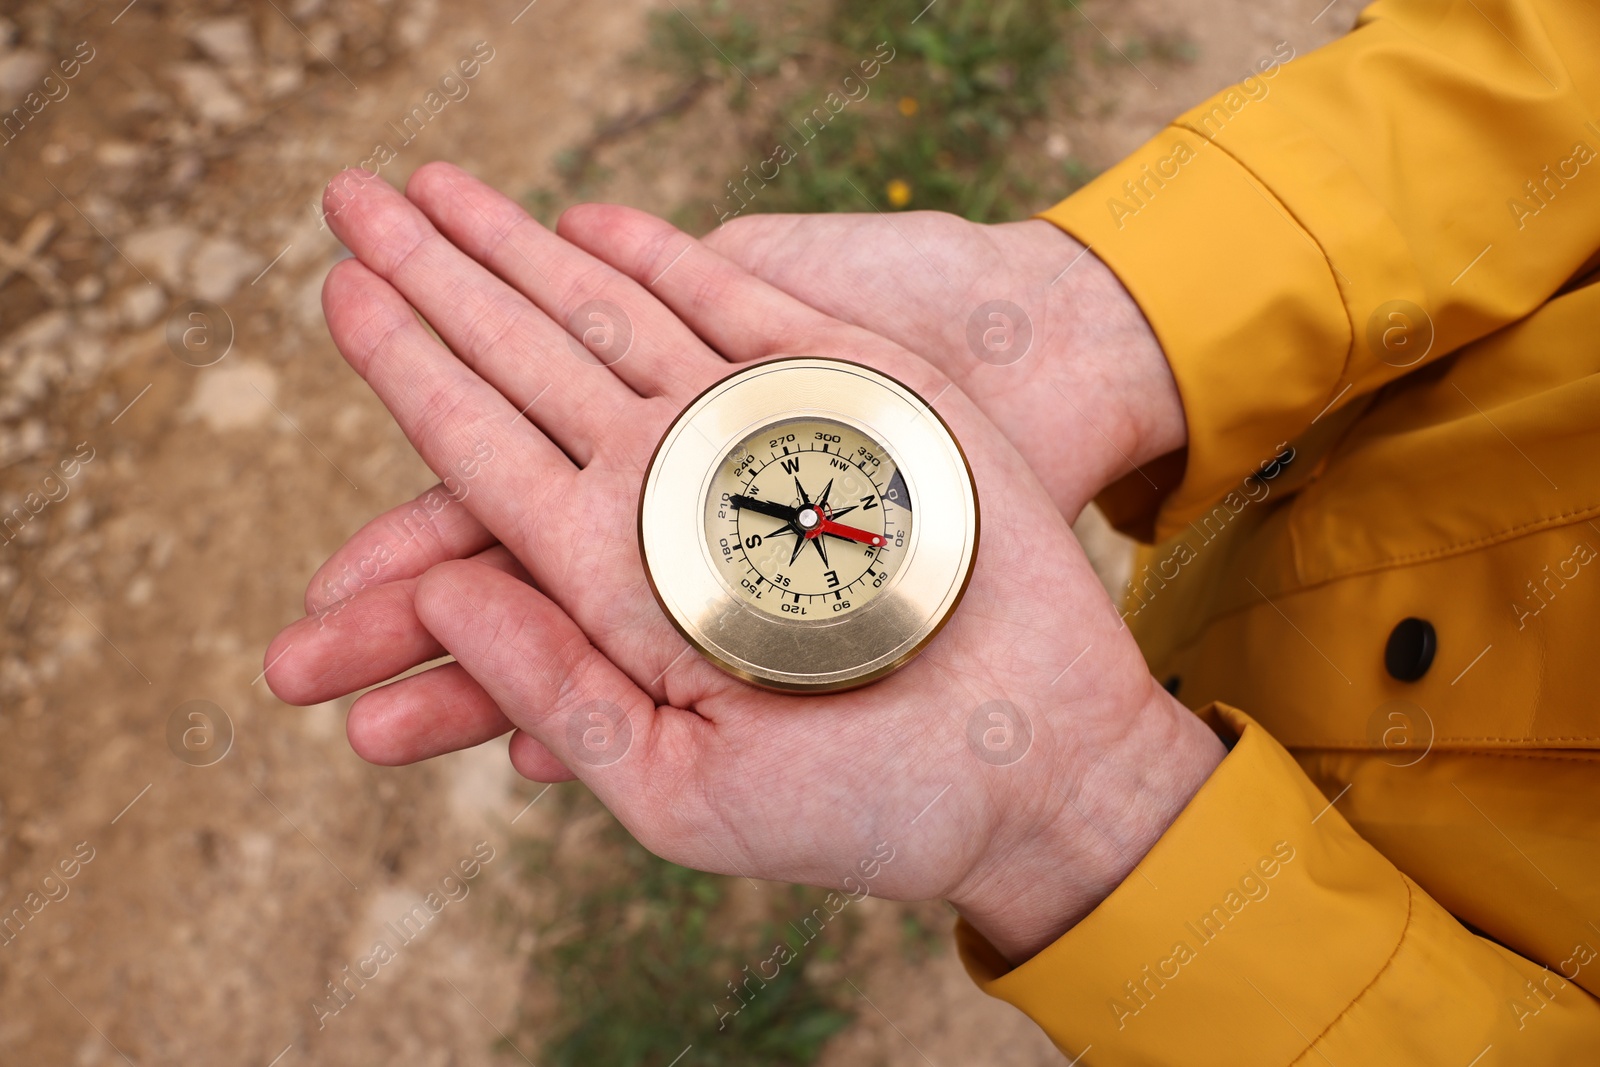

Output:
xmin=994 ymin=219 xmax=1188 ymax=509
xmin=947 ymin=680 xmax=1226 ymax=966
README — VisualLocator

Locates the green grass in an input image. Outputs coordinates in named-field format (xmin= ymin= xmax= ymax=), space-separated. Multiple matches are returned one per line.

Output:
xmin=665 ymin=0 xmax=1090 ymax=224
xmin=529 ymin=0 xmax=1095 ymax=228
xmin=509 ymin=789 xmax=854 ymax=1067
xmin=785 ymin=0 xmax=1083 ymax=220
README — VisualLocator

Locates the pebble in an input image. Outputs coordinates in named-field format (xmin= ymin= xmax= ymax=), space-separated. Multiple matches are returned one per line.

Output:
xmin=95 ymin=141 xmax=144 ymax=168
xmin=72 ymin=275 xmax=105 ymax=302
xmin=190 ymin=237 xmax=264 ymax=302
xmin=189 ymin=17 xmax=258 ymax=68
xmin=0 ymin=49 xmax=46 ymax=101
xmin=166 ymin=63 xmax=249 ymax=126
xmin=262 ymin=64 xmax=304 ymax=99
xmin=125 ymin=223 xmax=197 ymax=289
xmin=117 ymin=284 xmax=167 ymax=329
xmin=182 ymin=358 xmax=278 ymax=431
xmin=125 ymin=574 xmax=154 ymax=606
xmin=68 ymin=334 xmax=108 ymax=378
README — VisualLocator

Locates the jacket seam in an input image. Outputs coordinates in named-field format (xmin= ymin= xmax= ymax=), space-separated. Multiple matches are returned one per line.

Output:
xmin=1299 ymin=502 xmax=1600 ymax=584
xmin=1167 ymin=119 xmax=1356 ymax=384
xmin=1153 ymin=509 xmax=1600 ymax=666
xmin=1286 ymin=873 xmax=1415 ymax=1067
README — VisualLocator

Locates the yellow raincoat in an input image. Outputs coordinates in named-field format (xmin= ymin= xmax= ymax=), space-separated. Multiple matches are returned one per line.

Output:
xmin=957 ymin=1 xmax=1600 ymax=1061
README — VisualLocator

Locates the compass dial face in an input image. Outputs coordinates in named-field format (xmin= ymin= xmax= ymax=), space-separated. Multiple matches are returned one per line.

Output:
xmin=639 ymin=358 xmax=978 ymax=693
xmin=704 ymin=417 xmax=912 ymax=621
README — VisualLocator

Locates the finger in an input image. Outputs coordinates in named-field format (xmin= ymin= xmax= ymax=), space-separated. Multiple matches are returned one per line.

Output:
xmin=321 ymin=257 xmax=583 ymax=563
xmin=349 ymin=663 xmax=575 ymax=779
xmin=406 ymin=162 xmax=726 ymax=402
xmin=557 ymin=203 xmax=857 ymax=362
xmin=322 ymin=169 xmax=638 ymax=466
xmin=413 ymin=558 xmax=707 ymax=811
xmin=267 ymin=545 xmax=527 ymax=706
xmin=346 ymin=661 xmax=523 ymax=767
xmin=323 ymin=257 xmax=691 ymax=696
xmin=305 ymin=481 xmax=496 ymax=614
xmin=507 ymin=730 xmax=583 ymax=784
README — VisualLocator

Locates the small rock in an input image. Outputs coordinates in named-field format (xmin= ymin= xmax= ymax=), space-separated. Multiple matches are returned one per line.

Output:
xmin=68 ymin=334 xmax=108 ymax=377
xmin=395 ymin=0 xmax=438 ymax=49
xmin=13 ymin=349 xmax=64 ymax=404
xmin=125 ymin=224 xmax=197 ymax=289
xmin=182 ymin=359 xmax=278 ymax=432
xmin=261 ymin=64 xmax=304 ymax=99
xmin=62 ymin=499 xmax=91 ymax=533
xmin=306 ymin=20 xmax=341 ymax=61
xmin=125 ymin=573 xmax=154 ymax=606
xmin=72 ymin=274 xmax=104 ymax=302
xmin=189 ymin=17 xmax=257 ymax=68
xmin=117 ymin=284 xmax=167 ymax=328
xmin=0 ymin=49 xmax=47 ymax=100
xmin=166 ymin=63 xmax=249 ymax=126
xmin=190 ymin=237 xmax=264 ymax=302
xmin=15 ymin=309 xmax=70 ymax=348
xmin=95 ymin=141 xmax=144 ymax=167
xmin=0 ymin=419 xmax=48 ymax=466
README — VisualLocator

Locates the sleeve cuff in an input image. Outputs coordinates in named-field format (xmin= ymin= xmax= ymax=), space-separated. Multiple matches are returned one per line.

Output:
xmin=1037 ymin=125 xmax=1349 ymax=542
xmin=956 ymin=704 xmax=1408 ymax=1065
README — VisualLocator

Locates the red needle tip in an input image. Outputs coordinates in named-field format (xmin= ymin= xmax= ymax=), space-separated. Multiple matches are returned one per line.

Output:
xmin=812 ymin=518 xmax=886 ymax=547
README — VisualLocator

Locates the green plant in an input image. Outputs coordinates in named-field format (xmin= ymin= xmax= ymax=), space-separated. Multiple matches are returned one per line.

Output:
xmin=513 ymin=789 xmax=854 ymax=1067
xmin=694 ymin=0 xmax=1088 ymax=224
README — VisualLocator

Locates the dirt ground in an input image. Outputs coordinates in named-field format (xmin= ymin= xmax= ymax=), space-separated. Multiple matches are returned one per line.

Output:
xmin=0 ymin=1 xmax=1353 ymax=1063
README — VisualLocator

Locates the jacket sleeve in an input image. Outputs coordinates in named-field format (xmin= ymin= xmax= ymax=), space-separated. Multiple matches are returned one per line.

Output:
xmin=956 ymin=706 xmax=1600 ymax=1065
xmin=1037 ymin=0 xmax=1600 ymax=541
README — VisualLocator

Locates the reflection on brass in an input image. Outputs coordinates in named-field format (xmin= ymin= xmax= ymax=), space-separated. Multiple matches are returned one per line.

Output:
xmin=639 ymin=358 xmax=979 ymax=693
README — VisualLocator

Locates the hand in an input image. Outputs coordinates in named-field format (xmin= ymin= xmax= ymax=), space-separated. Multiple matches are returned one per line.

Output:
xmin=288 ymin=203 xmax=1184 ymax=728
xmin=265 ymin=164 xmax=1224 ymax=962
xmin=702 ymin=210 xmax=1187 ymax=519
xmin=298 ymin=207 xmax=1183 ymax=623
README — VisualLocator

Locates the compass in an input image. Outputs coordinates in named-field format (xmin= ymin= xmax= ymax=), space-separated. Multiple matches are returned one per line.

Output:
xmin=638 ymin=358 xmax=979 ymax=692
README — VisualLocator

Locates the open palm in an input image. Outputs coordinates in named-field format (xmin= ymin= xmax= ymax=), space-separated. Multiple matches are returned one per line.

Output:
xmin=265 ymin=164 xmax=1220 ymax=959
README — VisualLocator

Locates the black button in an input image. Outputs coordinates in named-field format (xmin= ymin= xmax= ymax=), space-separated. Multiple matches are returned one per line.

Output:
xmin=1163 ymin=675 xmax=1181 ymax=696
xmin=1385 ymin=618 xmax=1436 ymax=682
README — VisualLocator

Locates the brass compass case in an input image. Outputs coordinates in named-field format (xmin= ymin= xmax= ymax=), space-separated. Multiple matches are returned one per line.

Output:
xmin=638 ymin=358 xmax=979 ymax=693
